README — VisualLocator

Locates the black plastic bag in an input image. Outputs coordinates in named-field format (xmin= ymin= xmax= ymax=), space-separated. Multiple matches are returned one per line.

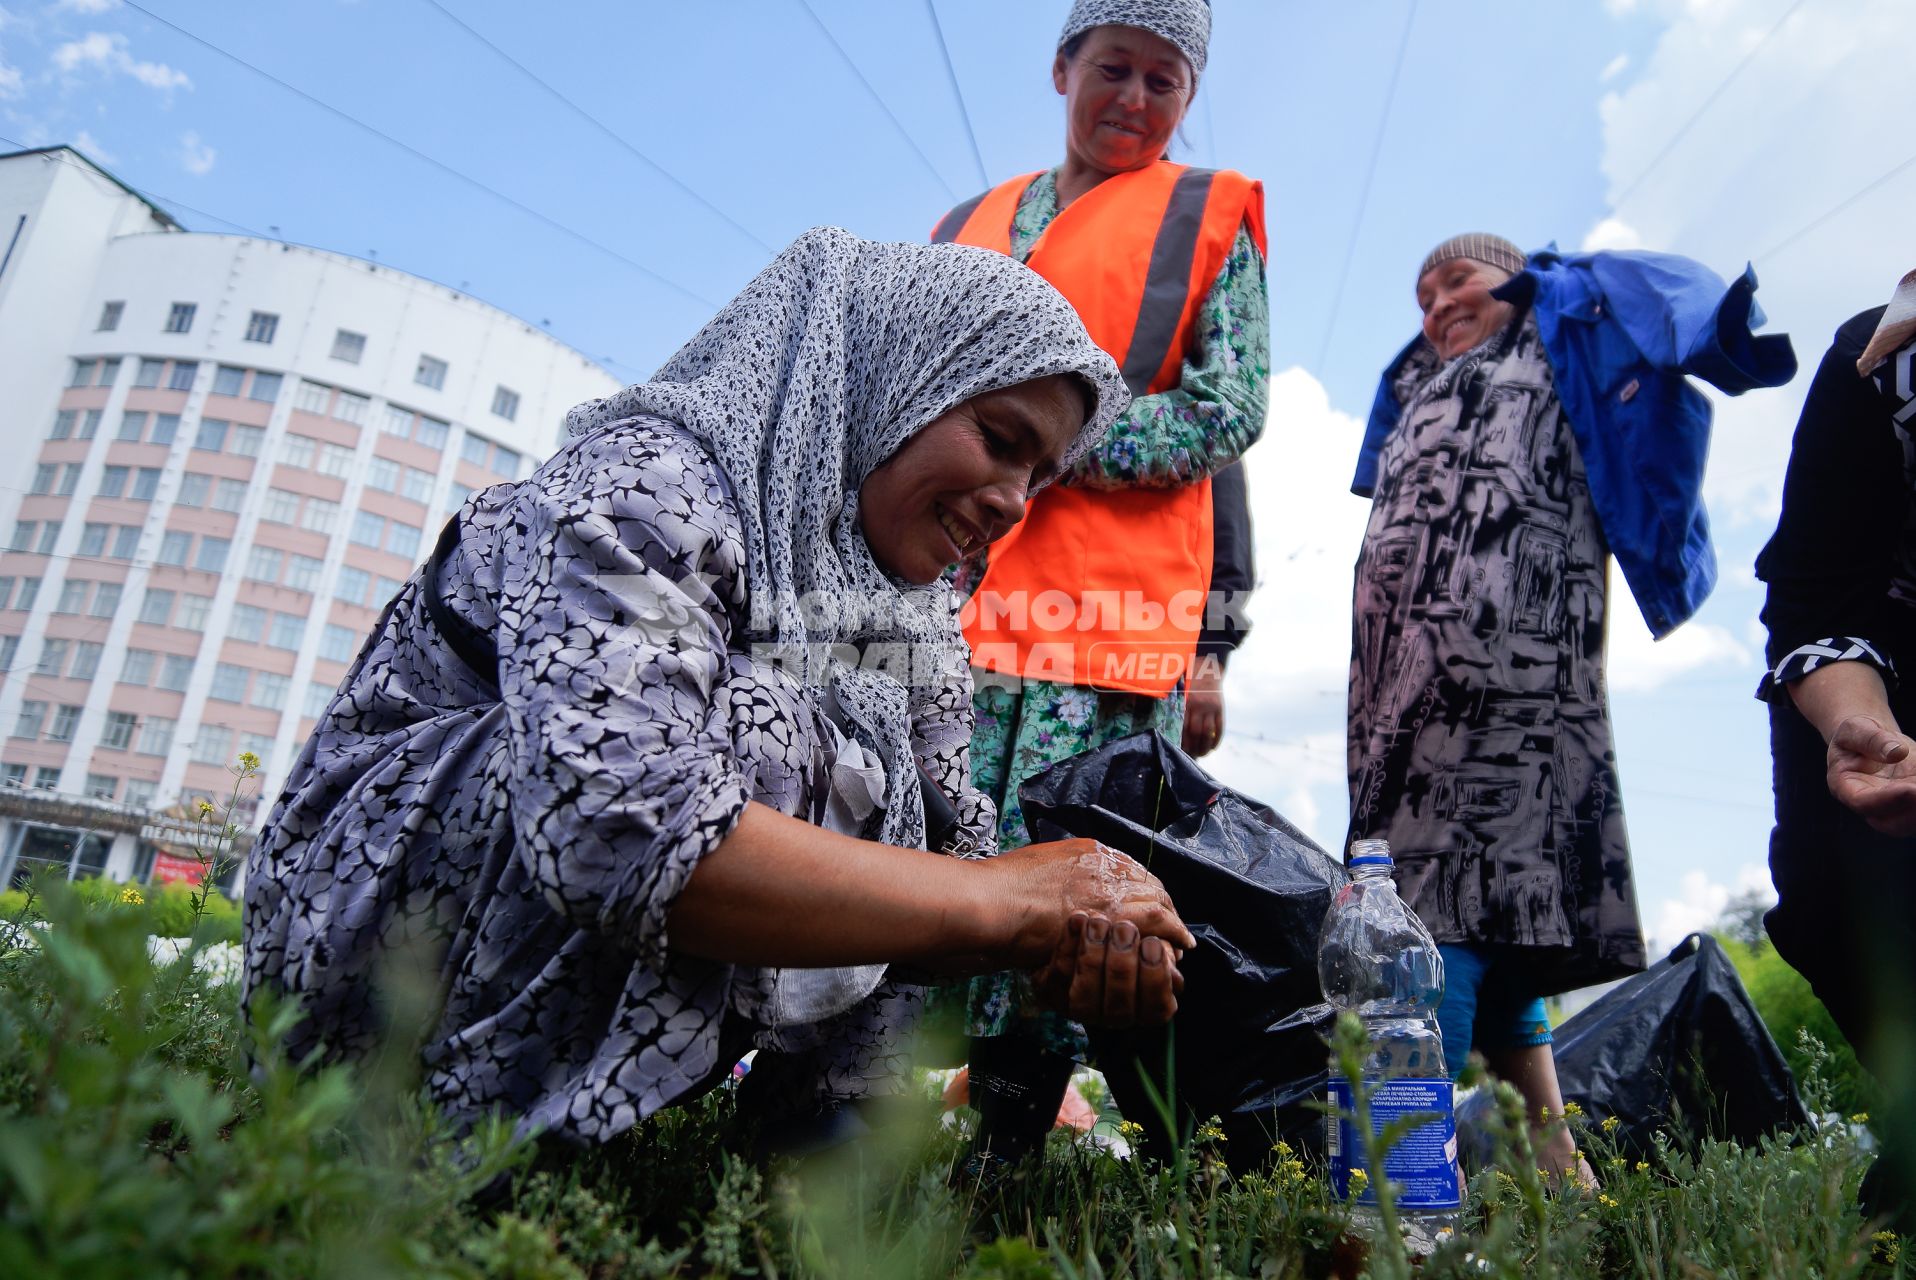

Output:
xmin=1456 ymin=932 xmax=1808 ymax=1162
xmin=1019 ymin=731 xmax=1347 ymax=1170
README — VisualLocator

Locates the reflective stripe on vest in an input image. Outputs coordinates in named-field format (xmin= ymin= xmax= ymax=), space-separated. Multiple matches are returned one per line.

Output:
xmin=934 ymin=163 xmax=1264 ymax=696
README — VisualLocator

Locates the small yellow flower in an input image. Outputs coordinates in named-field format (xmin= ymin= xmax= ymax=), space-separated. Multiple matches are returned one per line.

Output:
xmin=1348 ymin=1167 xmax=1369 ymax=1192
xmin=197 ymin=799 xmax=216 ymax=817
xmin=1598 ymin=1193 xmax=1619 ymax=1209
xmin=237 ymin=750 xmax=261 ymax=770
xmin=1562 ymin=1101 xmax=1585 ymax=1119
xmin=1873 ymin=1230 xmax=1901 ymax=1265
xmin=1635 ymin=1161 xmax=1651 ymax=1173
xmin=1601 ymin=1114 xmax=1620 ymax=1133
xmin=1194 ymin=1119 xmax=1227 ymax=1143
xmin=1608 ymin=1157 xmax=1625 ymax=1169
xmin=1850 ymin=1111 xmax=1871 ymax=1125
xmin=1116 ymin=1119 xmax=1145 ymax=1142
xmin=118 ymin=885 xmax=144 ymax=905
xmin=1272 ymin=1140 xmax=1294 ymax=1159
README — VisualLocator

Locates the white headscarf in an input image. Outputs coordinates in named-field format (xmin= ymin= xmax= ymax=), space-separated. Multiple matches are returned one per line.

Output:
xmin=565 ymin=227 xmax=1129 ymax=852
xmin=1059 ymin=0 xmax=1212 ymax=76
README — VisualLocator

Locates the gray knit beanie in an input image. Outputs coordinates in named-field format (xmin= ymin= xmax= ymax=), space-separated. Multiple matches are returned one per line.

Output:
xmin=1058 ymin=0 xmax=1212 ymax=77
xmin=1419 ymin=233 xmax=1527 ymax=284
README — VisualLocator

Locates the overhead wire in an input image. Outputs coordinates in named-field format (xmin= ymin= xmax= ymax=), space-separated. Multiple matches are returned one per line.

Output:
xmin=1607 ymin=0 xmax=1810 ymax=212
xmin=924 ymin=0 xmax=989 ymax=191
xmin=1755 ymin=145 xmax=1916 ymax=263
xmin=119 ymin=1 xmax=719 ymax=309
xmin=415 ymin=0 xmax=775 ymax=255
xmin=791 ymin=0 xmax=960 ymax=202
xmin=1312 ymin=0 xmax=1418 ymax=378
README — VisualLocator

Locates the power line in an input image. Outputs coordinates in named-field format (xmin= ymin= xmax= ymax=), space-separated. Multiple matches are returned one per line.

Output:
xmin=925 ymin=0 xmax=988 ymax=190
xmin=119 ymin=1 xmax=717 ymax=309
xmin=415 ymin=0 xmax=775 ymax=255
xmin=1608 ymin=0 xmax=1809 ymax=212
xmin=1755 ymin=145 xmax=1916 ymax=263
xmin=0 ymin=135 xmax=270 ymax=238
xmin=791 ymin=0 xmax=958 ymax=202
xmin=1312 ymin=0 xmax=1418 ymax=378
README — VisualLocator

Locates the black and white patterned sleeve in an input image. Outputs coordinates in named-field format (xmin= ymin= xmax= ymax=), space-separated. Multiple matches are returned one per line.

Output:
xmin=910 ymin=585 xmax=998 ymax=858
xmin=1758 ymin=636 xmax=1898 ymax=702
xmin=495 ymin=435 xmax=753 ymax=961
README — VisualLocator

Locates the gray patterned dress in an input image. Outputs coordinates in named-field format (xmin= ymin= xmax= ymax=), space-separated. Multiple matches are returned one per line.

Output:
xmin=1347 ymin=309 xmax=1646 ymax=995
xmin=241 ymin=229 xmax=1132 ymax=1143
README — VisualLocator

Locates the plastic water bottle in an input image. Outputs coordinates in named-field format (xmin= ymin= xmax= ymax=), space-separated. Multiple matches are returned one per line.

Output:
xmin=1318 ymin=838 xmax=1461 ymax=1251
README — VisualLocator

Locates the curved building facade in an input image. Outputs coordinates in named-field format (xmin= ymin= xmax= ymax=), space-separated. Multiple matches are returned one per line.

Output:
xmin=0 ymin=145 xmax=623 ymax=889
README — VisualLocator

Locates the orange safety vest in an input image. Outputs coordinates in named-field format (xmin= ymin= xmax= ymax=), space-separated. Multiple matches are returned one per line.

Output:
xmin=933 ymin=162 xmax=1266 ymax=697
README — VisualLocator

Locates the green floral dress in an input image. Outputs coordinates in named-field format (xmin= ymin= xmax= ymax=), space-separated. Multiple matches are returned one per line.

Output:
xmin=964 ymin=168 xmax=1271 ymax=1048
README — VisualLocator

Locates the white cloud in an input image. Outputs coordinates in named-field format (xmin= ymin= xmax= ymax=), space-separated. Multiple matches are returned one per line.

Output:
xmin=179 ymin=129 xmax=213 ymax=175
xmin=1608 ymin=613 xmax=1752 ymax=693
xmin=1580 ymin=215 xmax=1643 ymax=252
xmin=52 ymin=0 xmax=121 ymax=12
xmin=1649 ymin=863 xmax=1773 ymax=952
xmin=0 ymin=55 xmax=20 ymax=99
xmin=52 ymin=30 xmax=189 ymax=91
xmin=1600 ymin=53 xmax=1630 ymax=82
xmin=70 ymin=126 xmax=112 ymax=163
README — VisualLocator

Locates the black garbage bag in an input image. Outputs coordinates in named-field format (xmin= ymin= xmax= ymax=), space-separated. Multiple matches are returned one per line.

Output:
xmin=1456 ymin=932 xmax=1808 ymax=1163
xmin=1018 ymin=731 xmax=1346 ymax=1171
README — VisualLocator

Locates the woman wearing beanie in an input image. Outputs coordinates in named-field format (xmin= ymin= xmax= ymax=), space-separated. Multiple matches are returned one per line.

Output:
xmin=1347 ymin=232 xmax=1795 ymax=1185
xmin=929 ymin=0 xmax=1269 ymax=1164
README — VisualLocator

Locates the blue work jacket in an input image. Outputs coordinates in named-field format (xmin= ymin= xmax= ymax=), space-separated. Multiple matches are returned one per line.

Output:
xmin=1353 ymin=248 xmax=1797 ymax=639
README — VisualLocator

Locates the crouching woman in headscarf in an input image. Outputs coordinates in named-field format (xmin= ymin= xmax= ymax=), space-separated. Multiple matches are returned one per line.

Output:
xmin=241 ymin=227 xmax=1194 ymax=1148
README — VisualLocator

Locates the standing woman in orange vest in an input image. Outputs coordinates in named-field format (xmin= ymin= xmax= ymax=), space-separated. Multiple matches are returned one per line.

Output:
xmin=933 ymin=0 xmax=1269 ymax=1162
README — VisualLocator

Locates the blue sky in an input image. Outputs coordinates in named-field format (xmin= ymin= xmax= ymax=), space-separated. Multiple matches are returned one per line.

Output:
xmin=5 ymin=0 xmax=1913 ymax=965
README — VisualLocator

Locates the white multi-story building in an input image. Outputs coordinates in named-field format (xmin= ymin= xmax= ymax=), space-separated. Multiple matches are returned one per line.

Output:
xmin=0 ymin=145 xmax=622 ymax=889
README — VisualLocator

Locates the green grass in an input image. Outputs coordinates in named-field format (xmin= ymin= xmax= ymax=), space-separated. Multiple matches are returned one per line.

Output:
xmin=0 ymin=877 xmax=1908 ymax=1279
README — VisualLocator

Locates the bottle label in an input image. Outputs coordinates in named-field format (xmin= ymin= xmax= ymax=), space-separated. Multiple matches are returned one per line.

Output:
xmin=1325 ymin=1076 xmax=1462 ymax=1211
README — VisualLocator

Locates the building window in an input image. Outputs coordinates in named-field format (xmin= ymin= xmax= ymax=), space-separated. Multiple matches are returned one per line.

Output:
xmin=123 ymin=779 xmax=157 ymax=808
xmin=245 ymin=311 xmax=279 ymax=343
xmin=367 ymin=457 xmax=400 ymax=492
xmin=167 ymin=360 xmax=198 ymax=392
xmin=335 ymin=566 xmax=370 ymax=606
xmin=78 ymin=409 xmax=103 ymax=440
xmin=414 ymin=354 xmax=448 ymax=391
xmin=78 ymin=523 xmax=109 ymax=556
xmin=132 ymin=468 xmax=163 ymax=501
xmin=89 ymin=583 xmax=122 ymax=618
xmin=99 ymin=466 xmax=130 ymax=498
xmin=240 ymin=732 xmax=276 ymax=763
xmin=111 ymin=527 xmax=140 ymax=560
xmin=120 ymin=648 xmax=155 ymax=685
xmin=138 ymin=589 xmax=175 ymax=626
xmin=0 ymin=636 xmax=16 ymax=670
xmin=210 ymin=663 xmax=249 ymax=702
xmin=8 ymin=522 xmax=32 ymax=553
xmin=213 ymin=478 xmax=248 ymax=513
xmin=191 ymin=725 xmax=234 ymax=766
xmin=151 ymin=414 xmax=180 ymax=446
xmin=97 ymin=358 xmax=121 ymax=386
xmin=375 ymin=575 xmax=404 ymax=605
xmin=156 ymin=531 xmax=191 ymax=567
xmin=213 ymin=365 xmax=246 ymax=397
xmin=331 ymin=329 xmax=366 ymax=364
xmin=253 ymin=675 xmax=289 ymax=713
xmin=416 ymin=416 xmax=449 ymax=449
xmin=303 ymin=680 xmax=335 ymax=719
xmin=102 ymin=711 xmax=138 ymax=750
xmin=56 ymin=580 xmax=88 ymax=614
xmin=165 ymin=302 xmax=197 ymax=333
xmin=134 ymin=357 xmax=164 ymax=388
xmin=319 ymin=623 xmax=357 ymax=662
xmin=387 ymin=522 xmax=421 ymax=561
xmin=31 ymin=766 xmax=59 ymax=791
xmin=37 ymin=523 xmax=61 ymax=554
xmin=280 ymin=433 xmax=316 ymax=468
xmin=176 ymin=473 xmax=210 ymax=508
xmin=47 ymin=705 xmax=82 ymax=743
xmin=403 ymin=467 xmax=434 ymax=503
xmin=250 ymin=372 xmax=282 ymax=403
xmin=137 ymin=715 xmax=176 ymax=755
xmin=157 ymin=655 xmax=194 ymax=692
xmin=350 ymin=510 xmax=384 ymax=548
xmin=300 ymin=498 xmax=339 ymax=535
xmin=230 ymin=425 xmax=265 ymax=458
xmin=14 ymin=579 xmax=39 ymax=611
xmin=116 ymin=411 xmax=146 ymax=442
xmin=70 ymin=358 xmax=97 ymax=388
xmin=244 ymin=547 xmax=282 ymax=584
xmin=491 ymin=386 xmax=520 ymax=421
xmin=316 ymin=444 xmax=354 ymax=479
xmin=0 ymin=578 xmax=11 ymax=609
xmin=461 ymin=434 xmax=489 ymax=467
xmin=230 ymin=603 xmax=266 ymax=642
xmin=0 ymin=764 xmax=23 ymax=788
xmin=194 ymin=537 xmax=230 ymax=574
xmin=382 ymin=404 xmax=413 ymax=438
xmin=49 ymin=409 xmax=75 ymax=440
xmin=14 ymin=701 xmax=46 ymax=738
xmin=269 ymin=613 xmax=304 ymax=650
xmin=286 ymin=555 xmax=323 ymax=593
xmin=261 ymin=489 xmax=300 ymax=525
xmin=30 ymin=464 xmax=55 ymax=495
xmin=294 ymin=381 xmax=330 ymax=415
xmin=193 ymin=419 xmax=229 ymax=452
xmin=177 ymin=594 xmax=212 ymax=631
xmin=37 ymin=638 xmax=69 ymax=675
xmin=70 ymin=642 xmax=103 ymax=680
xmin=57 ymin=464 xmax=82 ymax=496
xmin=85 ymin=774 xmax=118 ymax=801
xmin=98 ymin=300 xmax=124 ymax=331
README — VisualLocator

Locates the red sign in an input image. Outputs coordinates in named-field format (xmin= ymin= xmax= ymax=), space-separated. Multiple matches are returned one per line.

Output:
xmin=150 ymin=851 xmax=210 ymax=887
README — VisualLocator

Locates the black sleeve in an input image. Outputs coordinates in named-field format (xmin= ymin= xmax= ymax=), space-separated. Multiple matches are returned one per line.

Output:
xmin=1198 ymin=459 xmax=1255 ymax=663
xmin=1754 ymin=307 xmax=1905 ymax=696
